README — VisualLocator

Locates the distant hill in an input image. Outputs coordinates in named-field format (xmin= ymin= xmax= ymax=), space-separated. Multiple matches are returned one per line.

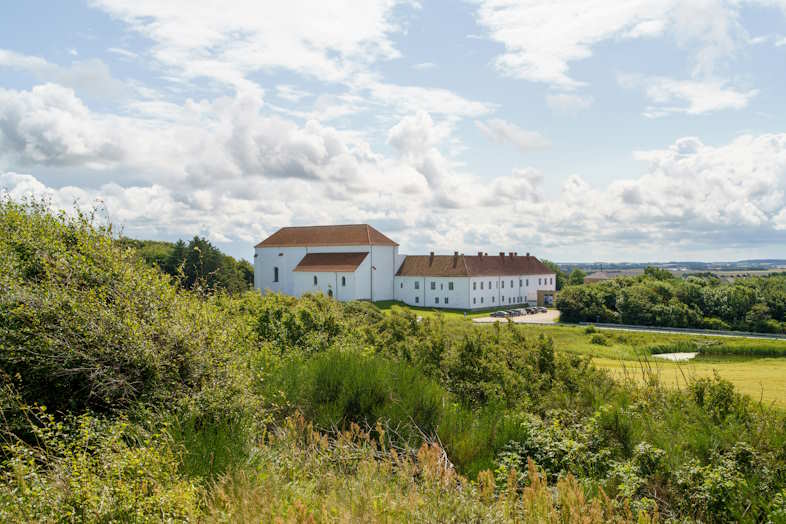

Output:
xmin=119 ymin=236 xmax=253 ymax=293
xmin=558 ymin=259 xmax=786 ymax=274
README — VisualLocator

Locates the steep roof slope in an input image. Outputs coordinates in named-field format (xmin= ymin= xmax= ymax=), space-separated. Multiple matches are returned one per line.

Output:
xmin=292 ymin=252 xmax=368 ymax=272
xmin=396 ymin=253 xmax=553 ymax=277
xmin=256 ymin=224 xmax=398 ymax=248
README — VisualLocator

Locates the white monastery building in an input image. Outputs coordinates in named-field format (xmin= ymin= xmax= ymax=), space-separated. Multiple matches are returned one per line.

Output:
xmin=254 ymin=224 xmax=556 ymax=309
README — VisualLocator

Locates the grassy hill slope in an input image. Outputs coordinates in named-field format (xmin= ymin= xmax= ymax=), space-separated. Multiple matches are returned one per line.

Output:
xmin=1 ymin=199 xmax=785 ymax=522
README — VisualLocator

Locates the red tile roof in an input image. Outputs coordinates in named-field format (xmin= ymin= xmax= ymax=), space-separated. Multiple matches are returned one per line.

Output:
xmin=396 ymin=254 xmax=553 ymax=277
xmin=292 ymin=252 xmax=368 ymax=273
xmin=256 ymin=224 xmax=398 ymax=248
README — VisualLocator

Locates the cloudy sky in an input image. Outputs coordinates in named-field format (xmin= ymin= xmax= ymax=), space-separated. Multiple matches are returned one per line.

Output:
xmin=1 ymin=1 xmax=786 ymax=262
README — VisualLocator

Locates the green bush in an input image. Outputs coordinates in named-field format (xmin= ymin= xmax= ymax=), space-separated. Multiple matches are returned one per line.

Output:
xmin=0 ymin=410 xmax=200 ymax=522
xmin=590 ymin=333 xmax=609 ymax=346
xmin=0 ymin=199 xmax=256 ymax=415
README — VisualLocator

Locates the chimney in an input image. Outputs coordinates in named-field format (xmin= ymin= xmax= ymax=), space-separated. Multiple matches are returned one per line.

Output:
xmin=484 ymin=252 xmax=488 ymax=256
xmin=526 ymin=252 xmax=530 ymax=257
xmin=477 ymin=251 xmax=483 ymax=258
xmin=429 ymin=251 xmax=434 ymax=265
xmin=499 ymin=252 xmax=505 ymax=258
xmin=453 ymin=251 xmax=459 ymax=267
xmin=509 ymin=252 xmax=514 ymax=258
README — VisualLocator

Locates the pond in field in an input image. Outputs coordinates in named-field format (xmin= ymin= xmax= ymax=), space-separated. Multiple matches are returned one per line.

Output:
xmin=652 ymin=352 xmax=698 ymax=362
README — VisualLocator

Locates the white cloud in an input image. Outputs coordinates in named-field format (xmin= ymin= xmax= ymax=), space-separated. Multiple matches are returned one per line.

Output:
xmin=0 ymin=48 xmax=146 ymax=100
xmin=90 ymin=0 xmax=411 ymax=86
xmin=539 ymin=133 xmax=786 ymax=247
xmin=475 ymin=0 xmax=748 ymax=89
xmin=5 ymin=132 xmax=786 ymax=257
xmin=475 ymin=118 xmax=550 ymax=151
xmin=107 ymin=47 xmax=139 ymax=59
xmin=546 ymin=93 xmax=594 ymax=114
xmin=484 ymin=167 xmax=543 ymax=205
xmin=275 ymin=85 xmax=311 ymax=103
xmin=413 ymin=62 xmax=435 ymax=70
xmin=619 ymin=74 xmax=758 ymax=116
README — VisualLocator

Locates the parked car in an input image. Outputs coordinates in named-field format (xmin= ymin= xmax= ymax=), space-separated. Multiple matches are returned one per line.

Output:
xmin=537 ymin=307 xmax=547 ymax=313
xmin=525 ymin=307 xmax=536 ymax=314
xmin=490 ymin=310 xmax=507 ymax=318
xmin=507 ymin=309 xmax=522 ymax=317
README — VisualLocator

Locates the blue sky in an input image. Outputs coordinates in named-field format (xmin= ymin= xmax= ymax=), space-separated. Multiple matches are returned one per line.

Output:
xmin=1 ymin=1 xmax=786 ymax=262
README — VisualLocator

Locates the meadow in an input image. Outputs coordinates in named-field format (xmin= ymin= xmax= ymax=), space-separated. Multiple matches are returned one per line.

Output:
xmin=378 ymin=302 xmax=786 ymax=407
xmin=2 ymin=201 xmax=786 ymax=522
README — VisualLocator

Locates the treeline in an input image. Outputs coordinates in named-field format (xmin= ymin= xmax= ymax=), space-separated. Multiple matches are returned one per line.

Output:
xmin=557 ymin=267 xmax=786 ymax=333
xmin=120 ymin=236 xmax=253 ymax=293
xmin=2 ymin=200 xmax=786 ymax=521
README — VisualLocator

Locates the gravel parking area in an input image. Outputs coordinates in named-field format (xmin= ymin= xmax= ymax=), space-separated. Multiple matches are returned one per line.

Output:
xmin=473 ymin=309 xmax=560 ymax=324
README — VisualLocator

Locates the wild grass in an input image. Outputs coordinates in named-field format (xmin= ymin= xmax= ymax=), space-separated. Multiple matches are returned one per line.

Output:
xmin=204 ymin=414 xmax=655 ymax=523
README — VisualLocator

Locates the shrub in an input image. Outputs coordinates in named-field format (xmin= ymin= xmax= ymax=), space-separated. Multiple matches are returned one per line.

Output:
xmin=590 ymin=333 xmax=609 ymax=346
xmin=0 ymin=410 xmax=200 ymax=522
xmin=0 ymin=199 xmax=254 ymax=415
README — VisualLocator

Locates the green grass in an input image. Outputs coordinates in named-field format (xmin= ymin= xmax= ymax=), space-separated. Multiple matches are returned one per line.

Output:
xmin=595 ymin=357 xmax=786 ymax=408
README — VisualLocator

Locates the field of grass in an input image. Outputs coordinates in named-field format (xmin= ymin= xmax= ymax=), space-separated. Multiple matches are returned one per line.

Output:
xmin=595 ymin=356 xmax=786 ymax=408
xmin=378 ymin=302 xmax=786 ymax=407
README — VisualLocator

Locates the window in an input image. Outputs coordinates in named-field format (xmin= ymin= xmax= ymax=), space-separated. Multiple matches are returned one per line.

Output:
xmin=415 ymin=281 xmax=420 ymax=290
xmin=435 ymin=297 xmax=439 ymax=304
xmin=448 ymin=282 xmax=454 ymax=291
xmin=440 ymin=283 xmax=443 ymax=290
xmin=415 ymin=296 xmax=419 ymax=303
xmin=480 ymin=281 xmax=484 ymax=290
xmin=550 ymin=277 xmax=553 ymax=285
xmin=444 ymin=297 xmax=449 ymax=304
xmin=273 ymin=267 xmax=279 ymax=282
xmin=313 ymin=275 xmax=318 ymax=286
xmin=492 ymin=296 xmax=495 ymax=303
xmin=473 ymin=297 xmax=476 ymax=304
xmin=501 ymin=295 xmax=504 ymax=302
xmin=341 ymin=276 xmax=346 ymax=287
xmin=501 ymin=280 xmax=504 ymax=288
xmin=473 ymin=282 xmax=476 ymax=290
xmin=519 ymin=279 xmax=522 ymax=287
xmin=489 ymin=281 xmax=492 ymax=289
xmin=510 ymin=280 xmax=514 ymax=288
xmin=538 ymin=278 xmax=542 ymax=285
xmin=430 ymin=281 xmax=436 ymax=290
xmin=400 ymin=282 xmax=403 ymax=288
xmin=526 ymin=279 xmax=529 ymax=286
xmin=481 ymin=297 xmax=484 ymax=304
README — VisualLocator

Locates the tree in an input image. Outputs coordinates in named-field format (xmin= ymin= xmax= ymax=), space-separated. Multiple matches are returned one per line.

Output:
xmin=643 ymin=266 xmax=673 ymax=281
xmin=568 ymin=269 xmax=586 ymax=286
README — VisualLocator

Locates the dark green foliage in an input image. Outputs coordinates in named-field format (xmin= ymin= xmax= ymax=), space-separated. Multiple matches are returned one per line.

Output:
xmin=568 ymin=268 xmax=586 ymax=285
xmin=120 ymin=236 xmax=253 ymax=293
xmin=0 ymin=198 xmax=258 ymax=415
xmin=557 ymin=270 xmax=786 ymax=333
